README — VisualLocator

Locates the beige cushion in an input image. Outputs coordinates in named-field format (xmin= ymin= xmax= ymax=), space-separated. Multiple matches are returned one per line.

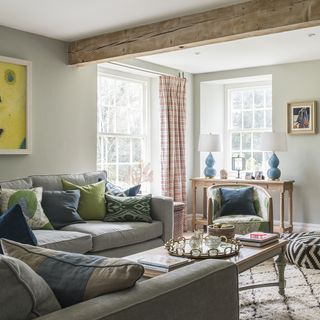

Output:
xmin=2 ymin=239 xmax=144 ymax=308
xmin=62 ymin=220 xmax=163 ymax=252
xmin=33 ymin=229 xmax=93 ymax=253
xmin=0 ymin=255 xmax=61 ymax=319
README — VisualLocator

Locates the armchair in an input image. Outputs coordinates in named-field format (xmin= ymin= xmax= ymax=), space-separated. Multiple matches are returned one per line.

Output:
xmin=207 ymin=184 xmax=273 ymax=234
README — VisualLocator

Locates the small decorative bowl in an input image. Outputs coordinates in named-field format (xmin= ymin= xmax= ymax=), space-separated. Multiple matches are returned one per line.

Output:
xmin=208 ymin=224 xmax=235 ymax=239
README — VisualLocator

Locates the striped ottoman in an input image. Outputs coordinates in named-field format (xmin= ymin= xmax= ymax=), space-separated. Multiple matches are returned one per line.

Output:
xmin=281 ymin=232 xmax=320 ymax=269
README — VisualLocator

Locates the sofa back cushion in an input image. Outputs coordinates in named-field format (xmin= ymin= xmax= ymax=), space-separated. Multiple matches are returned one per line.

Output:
xmin=31 ymin=171 xmax=107 ymax=191
xmin=0 ymin=255 xmax=61 ymax=319
xmin=2 ymin=239 xmax=144 ymax=308
xmin=0 ymin=177 xmax=32 ymax=189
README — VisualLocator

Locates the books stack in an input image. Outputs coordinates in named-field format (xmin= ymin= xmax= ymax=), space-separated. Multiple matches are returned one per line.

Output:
xmin=236 ymin=232 xmax=279 ymax=247
xmin=138 ymin=254 xmax=191 ymax=274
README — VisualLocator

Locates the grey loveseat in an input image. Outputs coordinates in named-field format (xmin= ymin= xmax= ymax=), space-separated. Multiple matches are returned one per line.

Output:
xmin=0 ymin=171 xmax=173 ymax=257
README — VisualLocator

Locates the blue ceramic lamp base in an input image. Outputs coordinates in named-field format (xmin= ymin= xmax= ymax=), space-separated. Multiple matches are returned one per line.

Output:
xmin=204 ymin=152 xmax=216 ymax=178
xmin=267 ymin=152 xmax=281 ymax=180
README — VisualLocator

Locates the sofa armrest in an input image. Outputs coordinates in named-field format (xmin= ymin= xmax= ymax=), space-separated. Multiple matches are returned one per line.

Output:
xmin=150 ymin=196 xmax=174 ymax=242
xmin=37 ymin=260 xmax=239 ymax=320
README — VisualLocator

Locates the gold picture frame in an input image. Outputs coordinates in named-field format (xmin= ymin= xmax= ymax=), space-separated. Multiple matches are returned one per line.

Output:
xmin=287 ymin=101 xmax=316 ymax=135
xmin=0 ymin=55 xmax=32 ymax=154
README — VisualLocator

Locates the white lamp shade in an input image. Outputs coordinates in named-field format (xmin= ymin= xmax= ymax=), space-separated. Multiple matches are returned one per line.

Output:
xmin=198 ymin=134 xmax=221 ymax=152
xmin=260 ymin=132 xmax=287 ymax=152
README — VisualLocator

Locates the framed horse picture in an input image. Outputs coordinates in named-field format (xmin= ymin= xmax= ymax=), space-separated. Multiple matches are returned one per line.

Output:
xmin=287 ymin=101 xmax=316 ymax=135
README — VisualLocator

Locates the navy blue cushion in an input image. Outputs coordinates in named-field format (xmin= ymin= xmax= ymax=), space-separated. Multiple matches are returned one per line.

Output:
xmin=100 ymin=180 xmax=141 ymax=197
xmin=42 ymin=190 xmax=85 ymax=229
xmin=219 ymin=187 xmax=257 ymax=217
xmin=0 ymin=204 xmax=37 ymax=253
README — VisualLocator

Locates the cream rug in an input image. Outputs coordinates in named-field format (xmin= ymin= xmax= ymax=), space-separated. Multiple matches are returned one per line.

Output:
xmin=239 ymin=260 xmax=320 ymax=320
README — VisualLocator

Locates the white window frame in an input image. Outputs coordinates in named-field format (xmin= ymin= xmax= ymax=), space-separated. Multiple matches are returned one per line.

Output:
xmin=224 ymin=80 xmax=272 ymax=175
xmin=97 ymin=67 xmax=151 ymax=187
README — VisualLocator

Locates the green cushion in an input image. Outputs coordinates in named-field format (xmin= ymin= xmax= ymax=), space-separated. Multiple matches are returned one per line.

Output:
xmin=105 ymin=194 xmax=152 ymax=223
xmin=62 ymin=180 xmax=106 ymax=220
xmin=0 ymin=187 xmax=53 ymax=230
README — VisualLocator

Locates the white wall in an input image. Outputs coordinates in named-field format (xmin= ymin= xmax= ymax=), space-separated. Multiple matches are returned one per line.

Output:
xmin=0 ymin=26 xmax=97 ymax=179
xmin=194 ymin=60 xmax=320 ymax=225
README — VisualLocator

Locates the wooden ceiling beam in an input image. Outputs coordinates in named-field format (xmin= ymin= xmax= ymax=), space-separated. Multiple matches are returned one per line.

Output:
xmin=68 ymin=0 xmax=320 ymax=65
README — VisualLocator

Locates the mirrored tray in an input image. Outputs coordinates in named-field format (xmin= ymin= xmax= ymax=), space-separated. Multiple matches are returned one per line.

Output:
xmin=165 ymin=236 xmax=241 ymax=259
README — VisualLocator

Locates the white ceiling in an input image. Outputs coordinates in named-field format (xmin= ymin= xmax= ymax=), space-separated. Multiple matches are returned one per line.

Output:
xmin=139 ymin=26 xmax=320 ymax=74
xmin=0 ymin=0 xmax=246 ymax=41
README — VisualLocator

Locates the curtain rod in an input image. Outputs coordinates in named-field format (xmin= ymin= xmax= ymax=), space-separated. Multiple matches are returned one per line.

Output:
xmin=108 ymin=61 xmax=183 ymax=77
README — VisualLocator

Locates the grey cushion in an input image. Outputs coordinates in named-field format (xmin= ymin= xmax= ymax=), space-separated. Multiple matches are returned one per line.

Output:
xmin=0 ymin=177 xmax=32 ymax=189
xmin=0 ymin=255 xmax=61 ymax=319
xmin=41 ymin=190 xmax=84 ymax=229
xmin=33 ymin=230 xmax=93 ymax=253
xmin=31 ymin=171 xmax=107 ymax=191
xmin=2 ymin=239 xmax=144 ymax=308
xmin=62 ymin=220 xmax=163 ymax=252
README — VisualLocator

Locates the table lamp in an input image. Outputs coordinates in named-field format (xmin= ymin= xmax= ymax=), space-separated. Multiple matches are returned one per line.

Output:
xmin=198 ymin=133 xmax=221 ymax=178
xmin=260 ymin=132 xmax=287 ymax=180
xmin=232 ymin=155 xmax=246 ymax=179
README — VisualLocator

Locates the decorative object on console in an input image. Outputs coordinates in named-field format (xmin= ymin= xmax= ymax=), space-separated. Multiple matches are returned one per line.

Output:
xmin=0 ymin=56 xmax=32 ymax=154
xmin=1 ymin=239 xmax=144 ymax=308
xmin=220 ymin=169 xmax=228 ymax=179
xmin=198 ymin=133 xmax=221 ymax=178
xmin=0 ymin=187 xmax=53 ymax=230
xmin=287 ymin=101 xmax=316 ymax=135
xmin=245 ymin=172 xmax=254 ymax=180
xmin=260 ymin=132 xmax=287 ymax=180
xmin=232 ymin=155 xmax=245 ymax=178
xmin=62 ymin=179 xmax=106 ymax=220
xmin=0 ymin=204 xmax=37 ymax=253
xmin=254 ymin=171 xmax=264 ymax=180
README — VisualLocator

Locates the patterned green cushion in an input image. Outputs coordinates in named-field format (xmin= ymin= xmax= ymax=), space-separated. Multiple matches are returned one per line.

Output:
xmin=105 ymin=194 xmax=152 ymax=223
xmin=1 ymin=239 xmax=144 ymax=308
xmin=62 ymin=179 xmax=106 ymax=220
xmin=0 ymin=187 xmax=53 ymax=230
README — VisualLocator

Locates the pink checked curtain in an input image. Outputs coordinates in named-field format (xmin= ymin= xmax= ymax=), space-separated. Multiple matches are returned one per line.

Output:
xmin=159 ymin=75 xmax=187 ymax=214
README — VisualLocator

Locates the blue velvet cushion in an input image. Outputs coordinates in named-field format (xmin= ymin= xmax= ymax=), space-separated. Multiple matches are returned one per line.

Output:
xmin=0 ymin=204 xmax=37 ymax=253
xmin=104 ymin=180 xmax=141 ymax=197
xmin=219 ymin=187 xmax=257 ymax=217
xmin=41 ymin=190 xmax=85 ymax=229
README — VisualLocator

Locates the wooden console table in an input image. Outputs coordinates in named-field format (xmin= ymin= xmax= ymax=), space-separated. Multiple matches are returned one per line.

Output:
xmin=191 ymin=177 xmax=295 ymax=233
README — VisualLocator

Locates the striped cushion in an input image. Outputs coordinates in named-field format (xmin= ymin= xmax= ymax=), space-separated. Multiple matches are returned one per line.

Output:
xmin=281 ymin=232 xmax=320 ymax=269
xmin=1 ymin=239 xmax=144 ymax=307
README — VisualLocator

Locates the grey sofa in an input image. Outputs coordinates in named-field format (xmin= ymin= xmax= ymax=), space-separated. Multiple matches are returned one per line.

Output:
xmin=37 ymin=259 xmax=239 ymax=320
xmin=0 ymin=171 xmax=174 ymax=257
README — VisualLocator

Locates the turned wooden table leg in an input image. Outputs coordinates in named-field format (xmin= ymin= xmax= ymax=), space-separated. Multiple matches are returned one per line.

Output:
xmin=276 ymin=247 xmax=287 ymax=296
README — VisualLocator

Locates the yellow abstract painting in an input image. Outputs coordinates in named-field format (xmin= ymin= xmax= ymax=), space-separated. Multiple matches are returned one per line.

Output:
xmin=0 ymin=58 xmax=29 ymax=152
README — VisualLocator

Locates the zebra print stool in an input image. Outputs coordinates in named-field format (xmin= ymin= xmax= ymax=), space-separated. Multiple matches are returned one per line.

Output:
xmin=281 ymin=232 xmax=320 ymax=269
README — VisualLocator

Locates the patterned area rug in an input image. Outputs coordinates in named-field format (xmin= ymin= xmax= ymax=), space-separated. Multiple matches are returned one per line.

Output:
xmin=239 ymin=260 xmax=320 ymax=320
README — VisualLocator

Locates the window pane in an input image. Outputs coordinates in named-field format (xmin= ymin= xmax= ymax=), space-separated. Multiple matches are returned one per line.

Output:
xmin=232 ymin=111 xmax=242 ymax=129
xmin=132 ymin=138 xmax=142 ymax=162
xmin=243 ymin=91 xmax=253 ymax=110
xmin=232 ymin=133 xmax=240 ymax=150
xmin=129 ymin=83 xmax=143 ymax=109
xmin=129 ymin=111 xmax=143 ymax=135
xmin=253 ymin=132 xmax=262 ymax=150
xmin=106 ymin=165 xmax=117 ymax=183
xmin=131 ymin=164 xmax=142 ymax=185
xmin=266 ymin=88 xmax=272 ymax=108
xmin=107 ymin=137 xmax=116 ymax=163
xmin=254 ymin=110 xmax=264 ymax=128
xmin=253 ymin=152 xmax=263 ymax=170
xmin=115 ymin=80 xmax=128 ymax=107
xmin=116 ymin=107 xmax=129 ymax=134
xmin=231 ymin=91 xmax=242 ymax=110
xmin=242 ymin=133 xmax=251 ymax=150
xmin=118 ymin=138 xmax=130 ymax=163
xmin=266 ymin=110 xmax=272 ymax=129
xmin=118 ymin=165 xmax=131 ymax=186
xmin=254 ymin=89 xmax=264 ymax=108
xmin=243 ymin=111 xmax=253 ymax=129
xmin=243 ymin=152 xmax=252 ymax=170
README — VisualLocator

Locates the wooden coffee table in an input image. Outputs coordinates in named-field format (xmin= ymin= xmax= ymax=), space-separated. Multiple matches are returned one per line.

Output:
xmin=125 ymin=239 xmax=288 ymax=295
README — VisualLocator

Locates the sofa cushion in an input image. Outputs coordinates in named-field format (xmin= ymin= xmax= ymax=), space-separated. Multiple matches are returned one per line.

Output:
xmin=62 ymin=220 xmax=163 ymax=252
xmin=2 ymin=239 xmax=144 ymax=308
xmin=42 ymin=190 xmax=85 ymax=229
xmin=31 ymin=171 xmax=107 ymax=191
xmin=0 ymin=255 xmax=61 ymax=320
xmin=105 ymin=181 xmax=141 ymax=196
xmin=62 ymin=179 xmax=106 ymax=220
xmin=0 ymin=204 xmax=37 ymax=253
xmin=33 ymin=229 xmax=93 ymax=254
xmin=0 ymin=187 xmax=53 ymax=230
xmin=0 ymin=177 xmax=32 ymax=189
xmin=105 ymin=194 xmax=152 ymax=223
